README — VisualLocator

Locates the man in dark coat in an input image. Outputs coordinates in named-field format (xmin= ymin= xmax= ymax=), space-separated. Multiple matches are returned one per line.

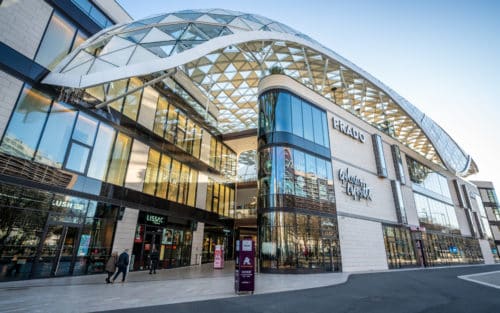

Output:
xmin=149 ymin=247 xmax=159 ymax=274
xmin=112 ymin=249 xmax=130 ymax=283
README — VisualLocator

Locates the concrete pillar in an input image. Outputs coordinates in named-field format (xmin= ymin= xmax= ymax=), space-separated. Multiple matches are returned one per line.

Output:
xmin=190 ymin=222 xmax=205 ymax=265
xmin=112 ymin=207 xmax=139 ymax=254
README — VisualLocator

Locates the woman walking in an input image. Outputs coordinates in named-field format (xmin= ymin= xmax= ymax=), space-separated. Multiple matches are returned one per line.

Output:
xmin=105 ymin=251 xmax=118 ymax=283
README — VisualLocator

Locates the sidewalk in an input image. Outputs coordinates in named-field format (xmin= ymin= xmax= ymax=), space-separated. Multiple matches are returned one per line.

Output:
xmin=0 ymin=262 xmax=349 ymax=313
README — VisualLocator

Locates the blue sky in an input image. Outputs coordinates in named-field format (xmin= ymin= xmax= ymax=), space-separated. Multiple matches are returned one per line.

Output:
xmin=118 ymin=0 xmax=500 ymax=189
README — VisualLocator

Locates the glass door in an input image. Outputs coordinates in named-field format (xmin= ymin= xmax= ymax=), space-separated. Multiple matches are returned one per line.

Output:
xmin=33 ymin=224 xmax=80 ymax=278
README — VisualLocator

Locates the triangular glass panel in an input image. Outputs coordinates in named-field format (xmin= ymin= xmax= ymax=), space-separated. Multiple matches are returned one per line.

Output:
xmin=268 ymin=23 xmax=286 ymax=33
xmin=260 ymin=25 xmax=272 ymax=31
xmin=195 ymin=24 xmax=226 ymax=39
xmin=160 ymin=14 xmax=185 ymax=23
xmin=240 ymin=19 xmax=262 ymax=31
xmin=118 ymin=28 xmax=150 ymax=43
xmin=140 ymin=27 xmax=174 ymax=43
xmin=137 ymin=14 xmax=167 ymax=26
xmin=142 ymin=41 xmax=176 ymax=58
xmin=229 ymin=18 xmax=251 ymax=30
xmin=219 ymin=27 xmax=233 ymax=36
xmin=158 ymin=23 xmax=188 ymax=39
xmin=127 ymin=45 xmax=159 ymax=65
xmin=208 ymin=14 xmax=236 ymax=24
xmin=181 ymin=24 xmax=209 ymax=41
xmin=122 ymin=21 xmax=148 ymax=31
xmin=196 ymin=14 xmax=218 ymax=24
xmin=64 ymin=59 xmax=93 ymax=76
xmin=63 ymin=50 xmax=94 ymax=72
xmin=99 ymin=46 xmax=135 ymax=66
xmin=252 ymin=15 xmax=273 ymax=25
xmin=99 ymin=36 xmax=135 ymax=55
xmin=173 ymin=13 xmax=204 ymax=21
xmin=88 ymin=59 xmax=117 ymax=74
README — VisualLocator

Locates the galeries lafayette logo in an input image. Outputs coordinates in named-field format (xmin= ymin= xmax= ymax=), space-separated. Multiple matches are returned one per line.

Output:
xmin=338 ymin=168 xmax=372 ymax=201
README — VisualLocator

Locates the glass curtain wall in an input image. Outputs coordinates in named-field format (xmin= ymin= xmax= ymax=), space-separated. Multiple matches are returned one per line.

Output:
xmin=84 ymin=78 xmax=203 ymax=160
xmin=0 ymin=86 xmax=200 ymax=208
xmin=209 ymin=136 xmax=237 ymax=178
xmin=205 ymin=178 xmax=235 ymax=218
xmin=258 ymin=89 xmax=340 ymax=273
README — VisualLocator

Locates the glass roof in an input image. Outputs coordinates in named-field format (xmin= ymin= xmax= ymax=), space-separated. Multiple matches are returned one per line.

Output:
xmin=44 ymin=9 xmax=477 ymax=176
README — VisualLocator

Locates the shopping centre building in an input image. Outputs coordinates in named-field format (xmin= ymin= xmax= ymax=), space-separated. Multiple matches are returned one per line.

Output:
xmin=0 ymin=1 xmax=498 ymax=280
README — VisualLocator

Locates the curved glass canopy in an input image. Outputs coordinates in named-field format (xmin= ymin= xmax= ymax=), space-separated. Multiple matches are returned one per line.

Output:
xmin=43 ymin=9 xmax=477 ymax=176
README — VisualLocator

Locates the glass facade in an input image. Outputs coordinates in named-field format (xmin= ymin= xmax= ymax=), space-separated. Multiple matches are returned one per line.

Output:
xmin=258 ymin=89 xmax=340 ymax=272
xmin=205 ymin=179 xmax=235 ymax=218
xmin=35 ymin=12 xmax=87 ymax=70
xmin=86 ymin=78 xmax=204 ymax=160
xmin=407 ymin=157 xmax=452 ymax=199
xmin=421 ymin=232 xmax=483 ymax=266
xmin=0 ymin=85 xmax=200 ymax=208
xmin=414 ymin=193 xmax=460 ymax=234
xmin=209 ymin=136 xmax=237 ymax=178
xmin=0 ymin=183 xmax=118 ymax=280
xmin=383 ymin=225 xmax=417 ymax=268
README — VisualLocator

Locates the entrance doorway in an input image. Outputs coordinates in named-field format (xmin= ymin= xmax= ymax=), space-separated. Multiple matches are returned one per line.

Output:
xmin=33 ymin=223 xmax=82 ymax=278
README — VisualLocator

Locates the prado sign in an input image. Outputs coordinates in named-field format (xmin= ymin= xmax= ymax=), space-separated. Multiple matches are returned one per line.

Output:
xmin=332 ymin=116 xmax=365 ymax=143
xmin=338 ymin=168 xmax=373 ymax=201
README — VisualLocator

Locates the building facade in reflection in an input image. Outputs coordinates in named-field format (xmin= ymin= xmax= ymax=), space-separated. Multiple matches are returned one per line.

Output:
xmin=0 ymin=3 xmax=498 ymax=280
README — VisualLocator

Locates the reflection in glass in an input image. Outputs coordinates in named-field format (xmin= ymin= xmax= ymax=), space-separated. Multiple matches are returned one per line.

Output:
xmin=123 ymin=78 xmax=143 ymax=121
xmin=72 ymin=112 xmax=98 ymax=146
xmin=35 ymin=12 xmax=76 ymax=70
xmin=156 ymin=154 xmax=171 ymax=198
xmin=35 ymin=102 xmax=76 ymax=167
xmin=167 ymin=160 xmax=181 ymax=202
xmin=65 ymin=142 xmax=90 ymax=173
xmin=275 ymin=92 xmax=291 ymax=132
xmin=106 ymin=133 xmax=132 ymax=186
xmin=87 ymin=124 xmax=115 ymax=180
xmin=143 ymin=149 xmax=160 ymax=195
xmin=0 ymin=86 xmax=52 ymax=159
xmin=124 ymin=140 xmax=149 ymax=191
xmin=107 ymin=79 xmax=128 ymax=112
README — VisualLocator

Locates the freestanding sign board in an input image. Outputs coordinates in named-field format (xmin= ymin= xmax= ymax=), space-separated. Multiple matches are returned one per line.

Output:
xmin=214 ymin=244 xmax=224 ymax=269
xmin=235 ymin=239 xmax=255 ymax=294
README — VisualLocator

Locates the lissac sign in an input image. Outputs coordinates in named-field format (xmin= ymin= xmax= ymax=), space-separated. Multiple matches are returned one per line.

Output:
xmin=332 ymin=116 xmax=365 ymax=143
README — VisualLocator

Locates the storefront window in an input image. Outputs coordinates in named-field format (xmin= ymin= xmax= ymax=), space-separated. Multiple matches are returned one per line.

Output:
xmin=383 ymin=225 xmax=417 ymax=269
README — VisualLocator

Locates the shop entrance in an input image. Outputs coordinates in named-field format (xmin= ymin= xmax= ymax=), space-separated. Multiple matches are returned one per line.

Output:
xmin=33 ymin=223 xmax=82 ymax=278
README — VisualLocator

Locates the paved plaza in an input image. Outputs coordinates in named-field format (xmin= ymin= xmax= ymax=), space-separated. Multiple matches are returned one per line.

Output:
xmin=1 ymin=264 xmax=500 ymax=313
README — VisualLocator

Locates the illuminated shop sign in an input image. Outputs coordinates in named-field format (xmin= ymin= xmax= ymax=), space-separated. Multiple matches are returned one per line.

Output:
xmin=332 ymin=116 xmax=365 ymax=143
xmin=145 ymin=214 xmax=166 ymax=226
xmin=51 ymin=199 xmax=86 ymax=211
xmin=338 ymin=168 xmax=372 ymax=201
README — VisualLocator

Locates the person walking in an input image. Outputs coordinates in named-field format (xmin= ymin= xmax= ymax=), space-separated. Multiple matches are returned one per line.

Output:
xmin=105 ymin=251 xmax=118 ymax=283
xmin=149 ymin=247 xmax=159 ymax=274
xmin=112 ymin=249 xmax=130 ymax=283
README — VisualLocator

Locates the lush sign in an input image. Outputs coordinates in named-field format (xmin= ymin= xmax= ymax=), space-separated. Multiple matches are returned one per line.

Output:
xmin=338 ymin=168 xmax=372 ymax=201
xmin=332 ymin=116 xmax=365 ymax=143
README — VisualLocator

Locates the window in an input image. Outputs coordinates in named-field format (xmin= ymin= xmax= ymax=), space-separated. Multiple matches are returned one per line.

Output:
xmin=107 ymin=79 xmax=128 ymax=112
xmin=87 ymin=124 xmax=115 ymax=180
xmin=65 ymin=142 xmax=90 ymax=173
xmin=124 ymin=140 xmax=149 ymax=191
xmin=275 ymin=92 xmax=291 ymax=132
xmin=35 ymin=102 xmax=76 ymax=168
xmin=122 ymin=78 xmax=143 ymax=121
xmin=372 ymin=134 xmax=388 ymax=178
xmin=0 ymin=86 xmax=52 ymax=159
xmin=35 ymin=12 xmax=77 ymax=70
xmin=291 ymin=95 xmax=303 ymax=137
xmin=106 ymin=133 xmax=132 ymax=186
xmin=155 ymin=154 xmax=171 ymax=198
xmin=143 ymin=149 xmax=160 ymax=195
